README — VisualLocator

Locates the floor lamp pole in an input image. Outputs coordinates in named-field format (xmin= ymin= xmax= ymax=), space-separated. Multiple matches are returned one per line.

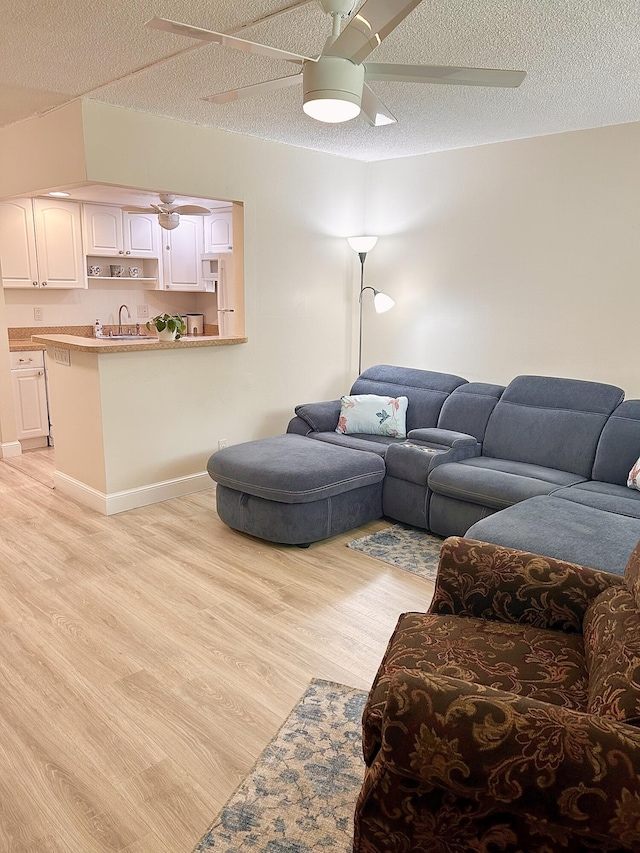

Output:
xmin=358 ymin=251 xmax=366 ymax=375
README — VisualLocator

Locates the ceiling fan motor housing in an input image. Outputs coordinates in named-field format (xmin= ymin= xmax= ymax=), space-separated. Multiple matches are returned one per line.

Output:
xmin=303 ymin=56 xmax=364 ymax=121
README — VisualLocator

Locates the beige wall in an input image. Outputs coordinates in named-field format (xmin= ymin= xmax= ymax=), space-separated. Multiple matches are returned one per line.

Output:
xmin=0 ymin=101 xmax=86 ymax=199
xmin=80 ymin=102 xmax=369 ymax=438
xmin=366 ymin=121 xmax=640 ymax=396
xmin=3 ymin=102 xmax=640 ymax=484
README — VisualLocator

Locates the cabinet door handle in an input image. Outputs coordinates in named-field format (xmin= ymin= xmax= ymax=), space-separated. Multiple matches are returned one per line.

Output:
xmin=125 ymin=250 xmax=131 ymax=255
xmin=41 ymin=281 xmax=47 ymax=287
xmin=33 ymin=281 xmax=38 ymax=287
xmin=118 ymin=250 xmax=124 ymax=254
xmin=37 ymin=370 xmax=43 ymax=376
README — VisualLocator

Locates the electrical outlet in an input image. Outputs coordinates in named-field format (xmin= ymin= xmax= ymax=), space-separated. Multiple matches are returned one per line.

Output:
xmin=34 ymin=307 xmax=43 ymax=321
xmin=137 ymin=304 xmax=149 ymax=318
xmin=218 ymin=439 xmax=228 ymax=450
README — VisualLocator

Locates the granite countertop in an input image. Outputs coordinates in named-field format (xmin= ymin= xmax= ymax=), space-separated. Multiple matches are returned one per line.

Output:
xmin=31 ymin=333 xmax=247 ymax=353
xmin=9 ymin=324 xmax=246 ymax=353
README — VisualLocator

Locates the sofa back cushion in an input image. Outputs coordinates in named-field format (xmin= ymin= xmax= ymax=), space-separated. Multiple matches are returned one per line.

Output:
xmin=481 ymin=375 xmax=624 ymax=477
xmin=591 ymin=400 xmax=640 ymax=485
xmin=583 ymin=585 xmax=640 ymax=725
xmin=350 ymin=365 xmax=467 ymax=433
xmin=437 ymin=382 xmax=505 ymax=442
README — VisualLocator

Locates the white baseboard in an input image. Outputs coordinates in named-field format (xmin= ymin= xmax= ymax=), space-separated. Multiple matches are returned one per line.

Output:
xmin=1 ymin=441 xmax=22 ymax=459
xmin=53 ymin=470 xmax=214 ymax=515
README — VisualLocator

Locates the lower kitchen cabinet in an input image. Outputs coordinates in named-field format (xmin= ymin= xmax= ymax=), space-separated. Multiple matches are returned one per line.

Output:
xmin=10 ymin=351 xmax=50 ymax=447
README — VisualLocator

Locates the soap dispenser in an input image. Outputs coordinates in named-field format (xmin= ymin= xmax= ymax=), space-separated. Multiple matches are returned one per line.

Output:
xmin=94 ymin=319 xmax=103 ymax=338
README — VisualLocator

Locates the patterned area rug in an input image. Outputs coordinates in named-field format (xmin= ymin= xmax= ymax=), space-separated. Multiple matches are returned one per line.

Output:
xmin=193 ymin=679 xmax=367 ymax=853
xmin=347 ymin=523 xmax=444 ymax=582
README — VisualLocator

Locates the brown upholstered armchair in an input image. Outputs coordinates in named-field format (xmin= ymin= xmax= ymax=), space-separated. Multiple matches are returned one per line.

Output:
xmin=355 ymin=537 xmax=640 ymax=853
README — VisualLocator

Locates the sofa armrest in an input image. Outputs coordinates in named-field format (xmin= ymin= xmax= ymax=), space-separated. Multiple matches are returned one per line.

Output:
xmin=408 ymin=427 xmax=479 ymax=449
xmin=430 ymin=536 xmax=623 ymax=632
xmin=292 ymin=399 xmax=342 ymax=433
xmin=286 ymin=415 xmax=312 ymax=435
xmin=378 ymin=669 xmax=640 ymax=848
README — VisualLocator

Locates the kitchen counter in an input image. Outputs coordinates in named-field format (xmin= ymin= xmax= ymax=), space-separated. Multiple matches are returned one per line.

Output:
xmin=31 ymin=333 xmax=247 ymax=353
xmin=9 ymin=339 xmax=46 ymax=352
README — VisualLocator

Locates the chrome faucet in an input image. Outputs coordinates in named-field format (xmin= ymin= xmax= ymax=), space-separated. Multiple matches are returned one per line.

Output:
xmin=118 ymin=304 xmax=131 ymax=335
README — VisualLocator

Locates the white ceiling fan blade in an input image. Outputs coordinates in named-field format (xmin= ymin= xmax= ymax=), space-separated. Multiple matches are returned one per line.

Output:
xmin=365 ymin=63 xmax=526 ymax=88
xmin=174 ymin=205 xmax=212 ymax=215
xmin=147 ymin=17 xmax=312 ymax=65
xmin=122 ymin=206 xmax=154 ymax=213
xmin=203 ymin=73 xmax=303 ymax=104
xmin=324 ymin=0 xmax=422 ymax=64
xmin=360 ymin=84 xmax=396 ymax=126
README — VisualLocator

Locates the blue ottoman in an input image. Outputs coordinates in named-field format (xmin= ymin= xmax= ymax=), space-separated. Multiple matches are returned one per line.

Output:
xmin=207 ymin=434 xmax=386 ymax=545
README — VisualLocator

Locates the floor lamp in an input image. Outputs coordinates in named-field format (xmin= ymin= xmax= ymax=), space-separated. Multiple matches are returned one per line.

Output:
xmin=347 ymin=236 xmax=395 ymax=374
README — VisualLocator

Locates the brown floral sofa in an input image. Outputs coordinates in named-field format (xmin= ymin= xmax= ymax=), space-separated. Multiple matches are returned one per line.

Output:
xmin=354 ymin=537 xmax=640 ymax=853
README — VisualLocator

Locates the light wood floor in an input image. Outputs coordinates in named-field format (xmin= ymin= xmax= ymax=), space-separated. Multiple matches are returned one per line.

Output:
xmin=0 ymin=451 xmax=434 ymax=853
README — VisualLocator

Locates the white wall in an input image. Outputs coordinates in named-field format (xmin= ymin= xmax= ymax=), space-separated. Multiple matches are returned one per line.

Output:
xmin=80 ymin=102 xmax=368 ymax=439
xmin=366 ymin=121 xmax=640 ymax=396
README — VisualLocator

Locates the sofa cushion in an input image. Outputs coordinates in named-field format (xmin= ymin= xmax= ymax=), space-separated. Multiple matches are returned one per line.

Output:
xmin=591 ymin=399 xmax=640 ymax=485
xmin=555 ymin=480 xmax=640 ymax=519
xmin=351 ymin=365 xmax=467 ymax=433
xmin=336 ymin=393 xmax=408 ymax=438
xmin=207 ymin=433 xmax=385 ymax=503
xmin=427 ymin=456 xmax=584 ymax=510
xmin=465 ymin=495 xmax=640 ymax=576
xmin=362 ymin=610 xmax=588 ymax=764
xmin=482 ymin=375 xmax=624 ymax=478
xmin=307 ymin=431 xmax=400 ymax=456
xmin=436 ymin=381 xmax=505 ymax=442
xmin=583 ymin=586 xmax=640 ymax=725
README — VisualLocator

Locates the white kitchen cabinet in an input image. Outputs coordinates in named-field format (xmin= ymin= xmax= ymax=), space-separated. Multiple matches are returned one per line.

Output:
xmin=204 ymin=209 xmax=233 ymax=253
xmin=83 ymin=204 xmax=161 ymax=258
xmin=162 ymin=216 xmax=205 ymax=290
xmin=0 ymin=197 xmax=84 ymax=289
xmin=11 ymin=351 xmax=49 ymax=443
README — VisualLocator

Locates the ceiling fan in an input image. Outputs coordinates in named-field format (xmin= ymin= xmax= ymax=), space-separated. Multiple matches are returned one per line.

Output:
xmin=147 ymin=0 xmax=526 ymax=127
xmin=124 ymin=193 xmax=211 ymax=230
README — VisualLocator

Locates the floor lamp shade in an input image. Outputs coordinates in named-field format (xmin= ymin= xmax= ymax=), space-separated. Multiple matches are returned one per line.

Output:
xmin=348 ymin=235 xmax=378 ymax=254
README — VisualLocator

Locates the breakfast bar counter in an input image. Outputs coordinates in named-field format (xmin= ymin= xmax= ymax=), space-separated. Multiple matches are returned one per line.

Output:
xmin=34 ymin=329 xmax=250 ymax=516
xmin=31 ymin=333 xmax=247 ymax=352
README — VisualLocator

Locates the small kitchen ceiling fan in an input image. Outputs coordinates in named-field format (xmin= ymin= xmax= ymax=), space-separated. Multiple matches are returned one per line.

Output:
xmin=147 ymin=0 xmax=526 ymax=127
xmin=124 ymin=193 xmax=211 ymax=230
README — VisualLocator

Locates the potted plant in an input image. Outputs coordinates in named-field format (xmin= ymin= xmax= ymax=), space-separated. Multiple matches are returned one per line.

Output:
xmin=146 ymin=313 xmax=186 ymax=341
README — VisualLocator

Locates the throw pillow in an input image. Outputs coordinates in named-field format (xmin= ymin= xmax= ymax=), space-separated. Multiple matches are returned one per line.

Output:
xmin=336 ymin=394 xmax=408 ymax=438
xmin=628 ymin=456 xmax=640 ymax=490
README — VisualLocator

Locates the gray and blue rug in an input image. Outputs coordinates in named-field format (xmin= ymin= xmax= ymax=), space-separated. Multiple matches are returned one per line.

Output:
xmin=193 ymin=679 xmax=367 ymax=853
xmin=347 ymin=523 xmax=444 ymax=582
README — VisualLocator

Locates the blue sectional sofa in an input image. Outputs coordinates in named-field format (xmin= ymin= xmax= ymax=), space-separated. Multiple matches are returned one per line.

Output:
xmin=208 ymin=364 xmax=640 ymax=573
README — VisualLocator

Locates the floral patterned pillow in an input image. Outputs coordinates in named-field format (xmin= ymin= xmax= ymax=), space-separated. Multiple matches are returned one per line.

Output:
xmin=335 ymin=394 xmax=408 ymax=438
xmin=628 ymin=456 xmax=640 ymax=490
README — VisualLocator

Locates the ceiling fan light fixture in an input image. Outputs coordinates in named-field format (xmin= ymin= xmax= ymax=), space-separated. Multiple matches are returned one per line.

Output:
xmin=303 ymin=96 xmax=360 ymax=123
xmin=158 ymin=211 xmax=180 ymax=230
xmin=302 ymin=56 xmax=363 ymax=124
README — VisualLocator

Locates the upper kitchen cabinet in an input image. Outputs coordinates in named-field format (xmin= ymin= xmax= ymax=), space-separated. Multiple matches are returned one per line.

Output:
xmin=204 ymin=209 xmax=233 ymax=254
xmin=162 ymin=215 xmax=205 ymax=291
xmin=83 ymin=204 xmax=160 ymax=258
xmin=0 ymin=197 xmax=84 ymax=289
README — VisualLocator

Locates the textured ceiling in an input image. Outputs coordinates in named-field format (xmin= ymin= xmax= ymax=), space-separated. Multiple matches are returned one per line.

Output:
xmin=1 ymin=0 xmax=639 ymax=162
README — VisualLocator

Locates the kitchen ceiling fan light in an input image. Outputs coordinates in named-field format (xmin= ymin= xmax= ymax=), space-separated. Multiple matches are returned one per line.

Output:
xmin=158 ymin=212 xmax=180 ymax=230
xmin=302 ymin=55 xmax=364 ymax=123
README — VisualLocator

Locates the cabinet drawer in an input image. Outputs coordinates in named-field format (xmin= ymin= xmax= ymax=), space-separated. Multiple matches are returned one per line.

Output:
xmin=10 ymin=350 xmax=44 ymax=369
